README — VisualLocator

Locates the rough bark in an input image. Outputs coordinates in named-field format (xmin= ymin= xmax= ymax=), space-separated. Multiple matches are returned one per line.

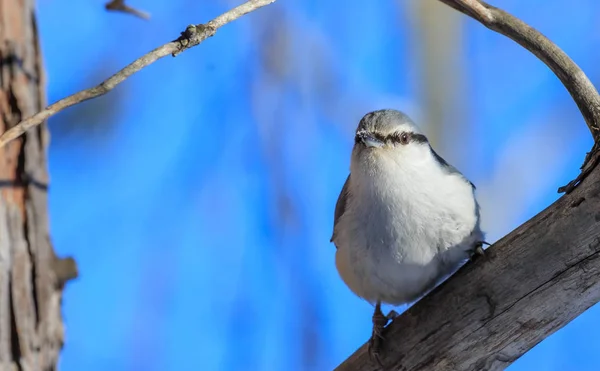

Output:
xmin=0 ymin=0 xmax=77 ymax=370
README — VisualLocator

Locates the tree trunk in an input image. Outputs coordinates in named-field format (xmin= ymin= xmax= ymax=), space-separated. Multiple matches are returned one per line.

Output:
xmin=0 ymin=0 xmax=76 ymax=370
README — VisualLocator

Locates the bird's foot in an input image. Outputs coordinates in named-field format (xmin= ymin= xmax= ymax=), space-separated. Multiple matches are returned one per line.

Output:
xmin=368 ymin=303 xmax=397 ymax=366
xmin=470 ymin=241 xmax=490 ymax=261
xmin=386 ymin=310 xmax=399 ymax=321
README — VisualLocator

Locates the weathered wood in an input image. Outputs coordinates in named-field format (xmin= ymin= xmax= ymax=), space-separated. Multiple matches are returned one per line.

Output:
xmin=0 ymin=0 xmax=77 ymax=370
xmin=335 ymin=151 xmax=600 ymax=370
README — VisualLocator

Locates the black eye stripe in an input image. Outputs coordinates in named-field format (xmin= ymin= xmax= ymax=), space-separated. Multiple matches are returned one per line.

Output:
xmin=388 ymin=132 xmax=407 ymax=144
xmin=386 ymin=132 xmax=428 ymax=144
xmin=355 ymin=130 xmax=429 ymax=145
xmin=373 ymin=132 xmax=386 ymax=142
xmin=410 ymin=133 xmax=428 ymax=143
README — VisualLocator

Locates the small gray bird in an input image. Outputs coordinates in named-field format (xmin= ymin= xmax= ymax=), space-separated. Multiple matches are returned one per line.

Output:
xmin=331 ymin=109 xmax=485 ymax=362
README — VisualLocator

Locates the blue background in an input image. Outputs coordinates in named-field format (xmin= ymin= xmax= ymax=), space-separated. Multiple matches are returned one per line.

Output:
xmin=36 ymin=0 xmax=600 ymax=370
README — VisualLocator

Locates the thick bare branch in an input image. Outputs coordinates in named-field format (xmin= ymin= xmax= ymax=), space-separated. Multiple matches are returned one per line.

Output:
xmin=336 ymin=1 xmax=600 ymax=370
xmin=0 ymin=0 xmax=276 ymax=148
xmin=335 ymin=151 xmax=600 ymax=371
xmin=105 ymin=0 xmax=150 ymax=20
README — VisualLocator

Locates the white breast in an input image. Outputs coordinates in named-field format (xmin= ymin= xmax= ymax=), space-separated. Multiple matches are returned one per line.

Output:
xmin=333 ymin=149 xmax=482 ymax=305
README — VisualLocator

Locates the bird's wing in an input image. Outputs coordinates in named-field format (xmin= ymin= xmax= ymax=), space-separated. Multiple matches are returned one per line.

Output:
xmin=330 ymin=174 xmax=351 ymax=244
xmin=429 ymin=147 xmax=476 ymax=190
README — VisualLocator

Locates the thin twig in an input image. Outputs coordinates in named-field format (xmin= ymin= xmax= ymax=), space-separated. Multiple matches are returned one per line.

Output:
xmin=0 ymin=0 xmax=276 ymax=148
xmin=437 ymin=0 xmax=600 ymax=193
xmin=105 ymin=0 xmax=150 ymax=20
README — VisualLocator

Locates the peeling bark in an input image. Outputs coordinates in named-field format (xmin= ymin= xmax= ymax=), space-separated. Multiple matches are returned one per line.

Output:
xmin=0 ymin=0 xmax=77 ymax=370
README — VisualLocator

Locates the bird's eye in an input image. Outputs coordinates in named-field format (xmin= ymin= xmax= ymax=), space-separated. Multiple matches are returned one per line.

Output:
xmin=400 ymin=132 xmax=410 ymax=145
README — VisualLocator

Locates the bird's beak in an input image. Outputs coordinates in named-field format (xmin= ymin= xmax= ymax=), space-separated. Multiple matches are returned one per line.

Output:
xmin=356 ymin=131 xmax=384 ymax=148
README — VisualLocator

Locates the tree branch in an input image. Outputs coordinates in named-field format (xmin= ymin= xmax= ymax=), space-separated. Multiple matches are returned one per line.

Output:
xmin=439 ymin=0 xmax=600 ymax=140
xmin=0 ymin=0 xmax=277 ymax=148
xmin=336 ymin=1 xmax=600 ymax=370
xmin=336 ymin=163 xmax=600 ymax=371
xmin=437 ymin=0 xmax=600 ymax=194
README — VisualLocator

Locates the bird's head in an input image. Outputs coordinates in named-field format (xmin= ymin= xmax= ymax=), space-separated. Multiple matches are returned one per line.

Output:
xmin=352 ymin=109 xmax=431 ymax=171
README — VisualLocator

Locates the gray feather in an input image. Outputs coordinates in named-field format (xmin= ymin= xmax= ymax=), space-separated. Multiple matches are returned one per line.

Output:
xmin=430 ymin=147 xmax=476 ymax=190
xmin=330 ymin=175 xmax=350 ymax=244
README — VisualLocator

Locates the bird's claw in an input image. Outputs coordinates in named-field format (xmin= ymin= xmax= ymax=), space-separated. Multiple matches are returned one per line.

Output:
xmin=470 ymin=241 xmax=489 ymax=261
xmin=368 ymin=332 xmax=382 ymax=364
xmin=368 ymin=304 xmax=397 ymax=366
xmin=386 ymin=310 xmax=399 ymax=321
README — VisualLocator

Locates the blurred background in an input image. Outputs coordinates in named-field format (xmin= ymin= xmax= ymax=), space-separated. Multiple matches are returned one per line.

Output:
xmin=36 ymin=0 xmax=599 ymax=370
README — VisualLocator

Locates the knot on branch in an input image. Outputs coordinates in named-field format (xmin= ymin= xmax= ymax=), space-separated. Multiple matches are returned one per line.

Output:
xmin=558 ymin=140 xmax=600 ymax=193
xmin=173 ymin=24 xmax=217 ymax=57
xmin=52 ymin=256 xmax=78 ymax=289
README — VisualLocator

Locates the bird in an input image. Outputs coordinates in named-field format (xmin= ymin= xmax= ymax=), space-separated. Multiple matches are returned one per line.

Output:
xmin=330 ymin=109 xmax=486 ymax=363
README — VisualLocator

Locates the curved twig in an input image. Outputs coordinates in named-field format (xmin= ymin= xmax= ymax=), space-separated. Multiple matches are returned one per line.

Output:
xmin=439 ymin=0 xmax=600 ymax=140
xmin=437 ymin=0 xmax=600 ymax=194
xmin=0 ymin=0 xmax=276 ymax=148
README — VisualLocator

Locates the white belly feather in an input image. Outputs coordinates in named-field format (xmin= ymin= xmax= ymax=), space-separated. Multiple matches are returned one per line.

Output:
xmin=333 ymin=156 xmax=482 ymax=305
